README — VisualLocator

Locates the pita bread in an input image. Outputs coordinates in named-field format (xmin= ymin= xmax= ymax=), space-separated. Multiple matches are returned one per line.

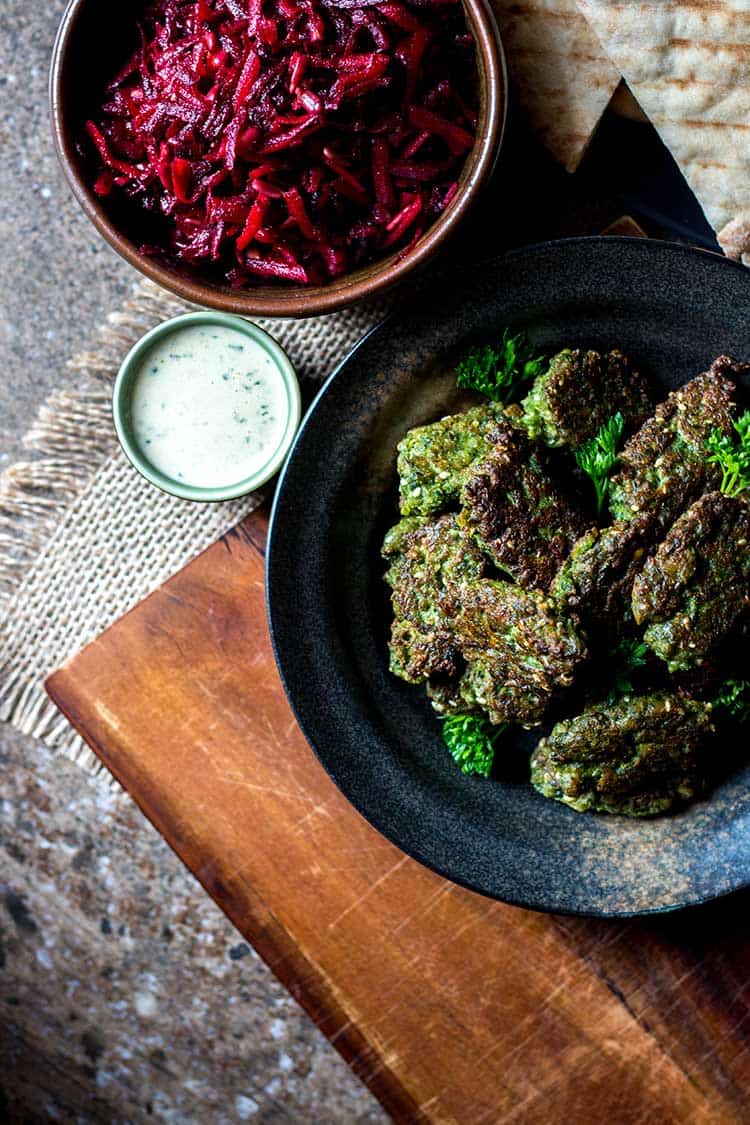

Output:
xmin=490 ymin=0 xmax=621 ymax=172
xmin=577 ymin=0 xmax=750 ymax=264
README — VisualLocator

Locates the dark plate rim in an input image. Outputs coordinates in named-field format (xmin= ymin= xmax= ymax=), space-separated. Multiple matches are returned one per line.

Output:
xmin=266 ymin=235 xmax=750 ymax=918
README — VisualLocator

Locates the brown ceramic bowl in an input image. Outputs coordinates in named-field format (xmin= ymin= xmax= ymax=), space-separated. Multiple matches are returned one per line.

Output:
xmin=50 ymin=0 xmax=506 ymax=318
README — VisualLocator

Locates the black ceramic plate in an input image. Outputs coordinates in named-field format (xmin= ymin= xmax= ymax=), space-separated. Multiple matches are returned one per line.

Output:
xmin=267 ymin=237 xmax=750 ymax=917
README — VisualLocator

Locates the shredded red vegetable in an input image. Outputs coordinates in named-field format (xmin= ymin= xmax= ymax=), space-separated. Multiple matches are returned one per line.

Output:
xmin=84 ymin=0 xmax=478 ymax=288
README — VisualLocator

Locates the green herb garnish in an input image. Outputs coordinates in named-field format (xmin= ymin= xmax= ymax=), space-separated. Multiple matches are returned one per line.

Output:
xmin=706 ymin=412 xmax=750 ymax=497
xmin=575 ymin=412 xmax=625 ymax=516
xmin=713 ymin=678 xmax=750 ymax=723
xmin=441 ymin=714 xmax=507 ymax=777
xmin=607 ymin=636 xmax=649 ymax=702
xmin=455 ymin=330 xmax=547 ymax=404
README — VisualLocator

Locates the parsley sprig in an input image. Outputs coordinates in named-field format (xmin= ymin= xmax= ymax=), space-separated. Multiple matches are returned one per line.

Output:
xmin=441 ymin=714 xmax=507 ymax=778
xmin=713 ymin=678 xmax=750 ymax=723
xmin=575 ymin=412 xmax=625 ymax=516
xmin=455 ymin=330 xmax=547 ymax=404
xmin=706 ymin=412 xmax=750 ymax=497
xmin=607 ymin=636 xmax=649 ymax=702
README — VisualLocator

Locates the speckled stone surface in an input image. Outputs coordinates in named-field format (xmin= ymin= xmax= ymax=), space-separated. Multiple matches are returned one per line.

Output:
xmin=1 ymin=732 xmax=387 ymax=1122
xmin=0 ymin=3 xmax=386 ymax=1120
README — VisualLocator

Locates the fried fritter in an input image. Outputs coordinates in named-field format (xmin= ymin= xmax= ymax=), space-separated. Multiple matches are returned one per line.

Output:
xmin=632 ymin=491 xmax=750 ymax=672
xmin=530 ymin=693 xmax=714 ymax=816
xmin=521 ymin=348 xmax=653 ymax=449
xmin=552 ymin=516 xmax=656 ymax=634
xmin=453 ymin=579 xmax=587 ymax=727
xmin=382 ymin=513 xmax=486 ymax=683
xmin=426 ymin=673 xmax=479 ymax=715
xmin=396 ymin=402 xmax=505 ymax=517
xmin=608 ymin=358 xmax=739 ymax=525
xmin=460 ymin=425 xmax=588 ymax=590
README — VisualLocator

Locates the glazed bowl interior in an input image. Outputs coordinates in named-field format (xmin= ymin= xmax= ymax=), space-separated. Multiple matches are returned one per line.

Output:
xmin=50 ymin=0 xmax=506 ymax=317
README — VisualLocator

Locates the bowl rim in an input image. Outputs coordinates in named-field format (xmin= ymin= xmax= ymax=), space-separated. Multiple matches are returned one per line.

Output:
xmin=49 ymin=0 xmax=507 ymax=319
xmin=112 ymin=310 xmax=302 ymax=501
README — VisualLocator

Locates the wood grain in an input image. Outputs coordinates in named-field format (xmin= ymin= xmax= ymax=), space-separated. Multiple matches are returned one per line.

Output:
xmin=47 ymin=508 xmax=750 ymax=1124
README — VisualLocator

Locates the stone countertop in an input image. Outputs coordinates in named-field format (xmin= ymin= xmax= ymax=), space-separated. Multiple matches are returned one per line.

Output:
xmin=0 ymin=3 xmax=385 ymax=1120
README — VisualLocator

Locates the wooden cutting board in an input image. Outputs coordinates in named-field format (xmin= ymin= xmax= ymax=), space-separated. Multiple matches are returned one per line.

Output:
xmin=46 ymin=506 xmax=750 ymax=1124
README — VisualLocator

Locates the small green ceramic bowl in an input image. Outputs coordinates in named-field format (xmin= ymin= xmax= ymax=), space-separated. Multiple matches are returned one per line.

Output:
xmin=113 ymin=311 xmax=301 ymax=501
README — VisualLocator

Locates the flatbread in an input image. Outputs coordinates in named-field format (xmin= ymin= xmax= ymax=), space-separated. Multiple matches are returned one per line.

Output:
xmin=490 ymin=0 xmax=621 ymax=173
xmin=578 ymin=0 xmax=750 ymax=264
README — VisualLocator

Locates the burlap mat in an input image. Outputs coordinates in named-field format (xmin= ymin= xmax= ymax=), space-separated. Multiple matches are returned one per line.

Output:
xmin=0 ymin=280 xmax=389 ymax=776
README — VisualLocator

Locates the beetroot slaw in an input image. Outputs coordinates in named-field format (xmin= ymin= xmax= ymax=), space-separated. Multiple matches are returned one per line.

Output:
xmin=84 ymin=0 xmax=479 ymax=288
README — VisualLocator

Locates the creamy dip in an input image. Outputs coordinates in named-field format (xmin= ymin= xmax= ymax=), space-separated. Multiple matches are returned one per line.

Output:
xmin=130 ymin=324 xmax=289 ymax=489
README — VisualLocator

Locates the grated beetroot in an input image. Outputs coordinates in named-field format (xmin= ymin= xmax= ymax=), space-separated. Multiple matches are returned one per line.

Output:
xmin=84 ymin=0 xmax=478 ymax=288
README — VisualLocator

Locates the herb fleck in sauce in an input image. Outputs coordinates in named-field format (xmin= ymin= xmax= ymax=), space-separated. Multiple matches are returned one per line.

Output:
xmin=130 ymin=325 xmax=287 ymax=488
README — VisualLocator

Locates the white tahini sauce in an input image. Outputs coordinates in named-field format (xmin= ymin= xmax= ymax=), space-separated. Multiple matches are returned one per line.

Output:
xmin=130 ymin=324 xmax=289 ymax=489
